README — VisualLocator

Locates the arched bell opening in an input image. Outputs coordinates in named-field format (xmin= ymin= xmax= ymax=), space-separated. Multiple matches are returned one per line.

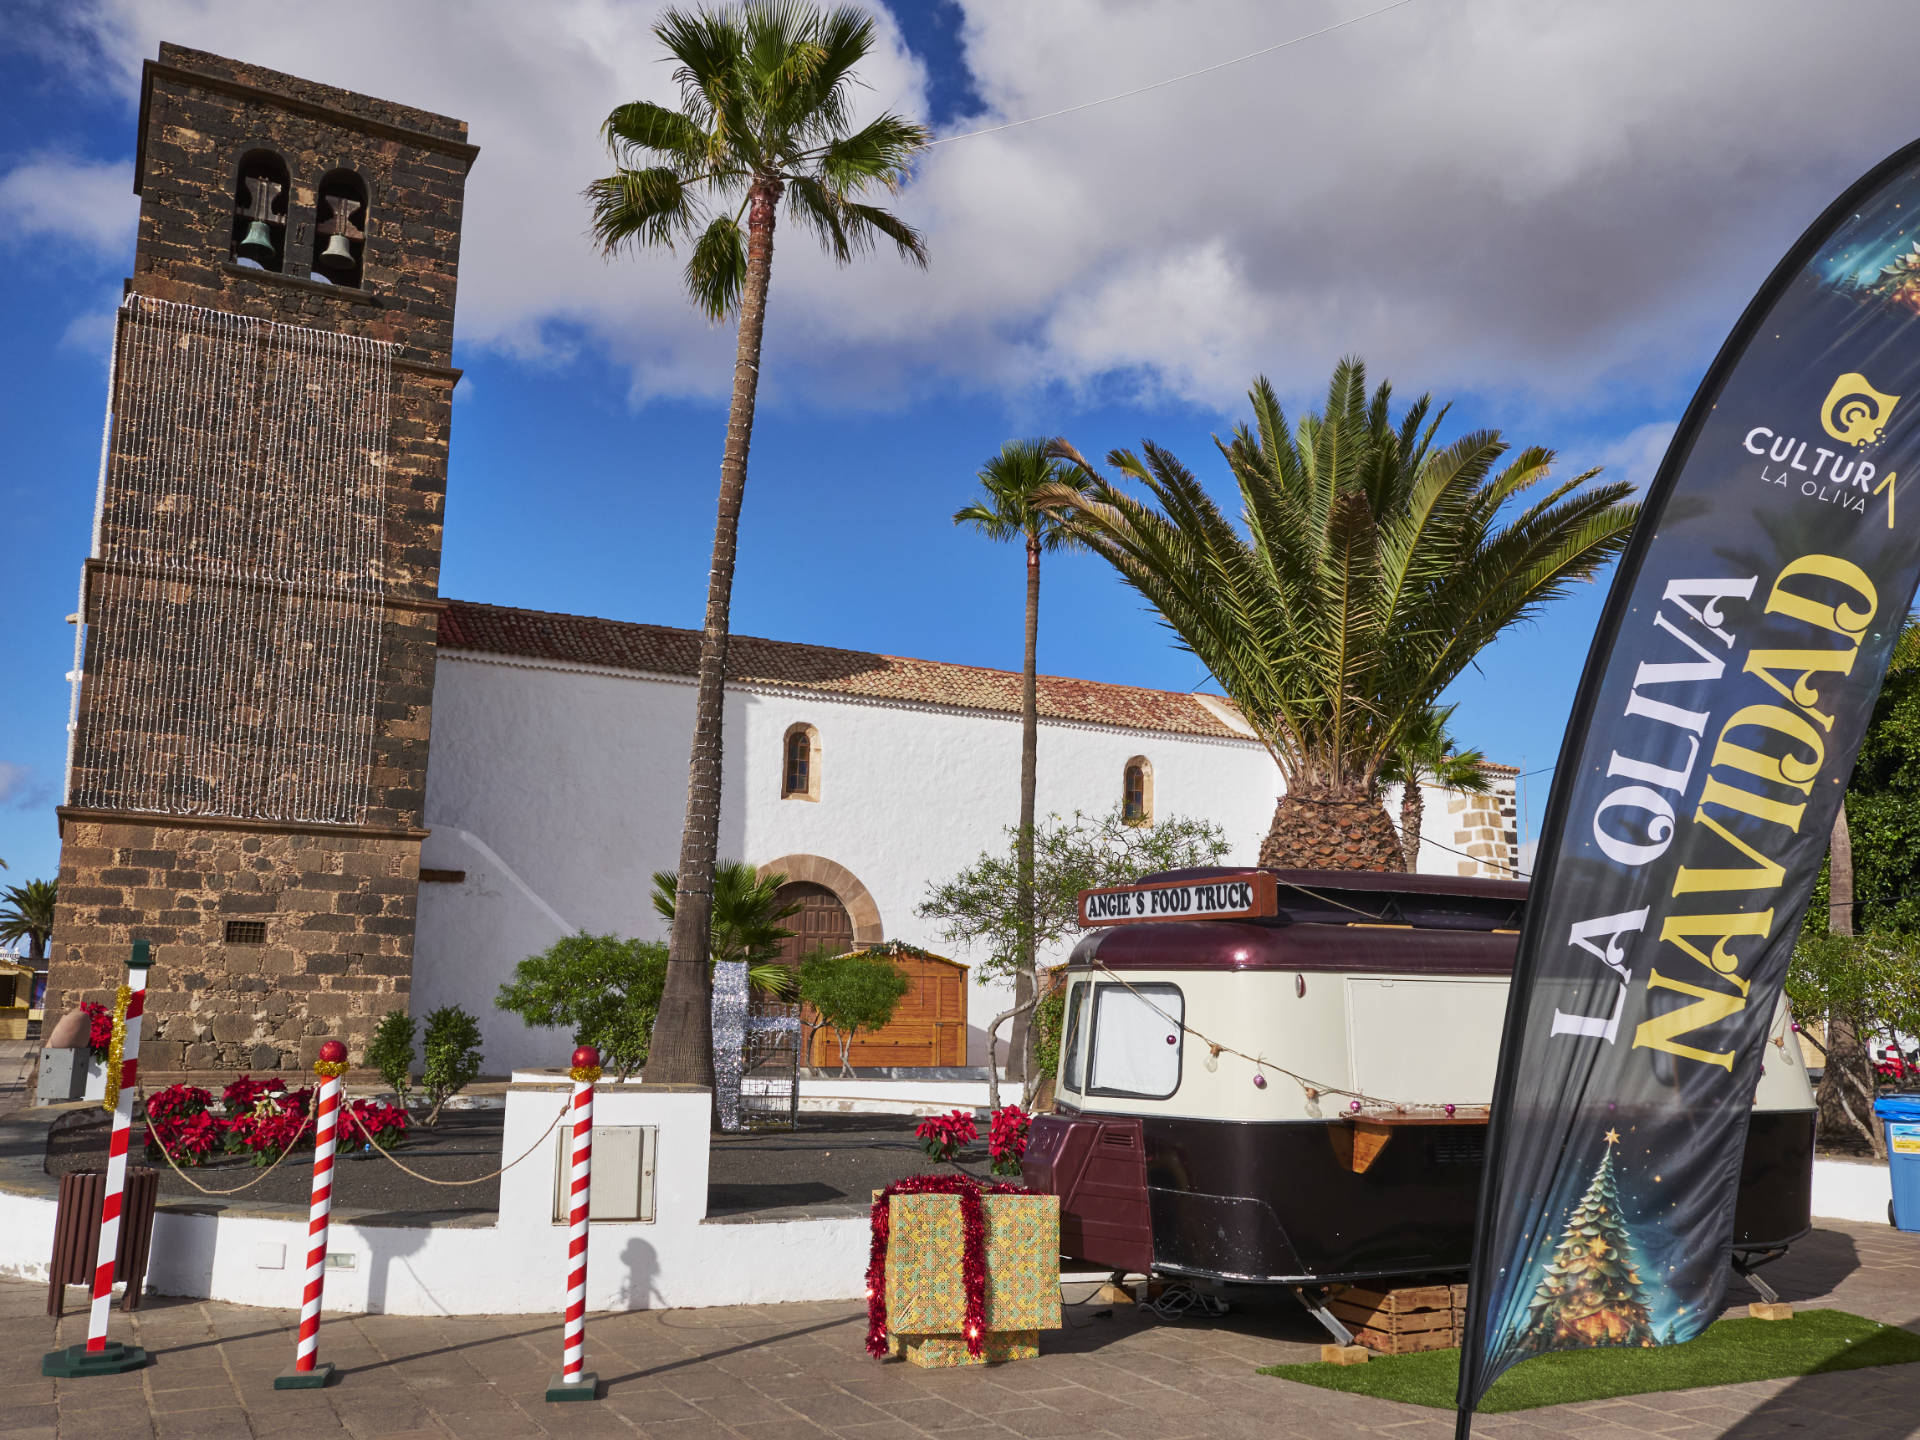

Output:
xmin=229 ymin=149 xmax=290 ymax=272
xmin=310 ymin=168 xmax=370 ymax=287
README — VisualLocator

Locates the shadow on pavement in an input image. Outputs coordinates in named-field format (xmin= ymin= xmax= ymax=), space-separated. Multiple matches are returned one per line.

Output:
xmin=1726 ymin=1228 xmax=1862 ymax=1304
xmin=1711 ymin=1312 xmax=1920 ymax=1440
xmin=598 ymin=1313 xmax=862 ymax=1387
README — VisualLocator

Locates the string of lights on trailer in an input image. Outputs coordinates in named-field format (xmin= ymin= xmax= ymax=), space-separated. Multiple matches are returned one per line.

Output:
xmin=1071 ymin=855 xmax=1805 ymax=1117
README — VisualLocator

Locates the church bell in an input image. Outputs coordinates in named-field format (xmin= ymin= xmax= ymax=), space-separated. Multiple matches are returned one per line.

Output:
xmin=316 ymin=232 xmax=357 ymax=273
xmin=238 ymin=220 xmax=278 ymax=265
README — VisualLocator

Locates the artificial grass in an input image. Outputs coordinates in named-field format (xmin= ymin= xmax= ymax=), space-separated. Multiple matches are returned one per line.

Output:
xmin=1258 ymin=1308 xmax=1920 ymax=1413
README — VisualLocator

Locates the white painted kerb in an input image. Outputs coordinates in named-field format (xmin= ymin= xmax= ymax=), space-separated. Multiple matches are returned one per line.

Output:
xmin=1 ymin=1082 xmax=869 ymax=1316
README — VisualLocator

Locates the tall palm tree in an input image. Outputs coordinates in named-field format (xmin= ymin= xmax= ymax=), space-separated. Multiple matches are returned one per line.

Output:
xmin=1379 ymin=703 xmax=1492 ymax=871
xmin=1046 ymin=359 xmax=1638 ymax=870
xmin=0 ymin=878 xmax=56 ymax=962
xmin=953 ymin=440 xmax=1088 ymax=1085
xmin=589 ymin=1 xmax=928 ymax=1085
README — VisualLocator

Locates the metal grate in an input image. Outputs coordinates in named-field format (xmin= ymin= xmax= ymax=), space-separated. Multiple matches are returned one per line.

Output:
xmin=224 ymin=920 xmax=267 ymax=945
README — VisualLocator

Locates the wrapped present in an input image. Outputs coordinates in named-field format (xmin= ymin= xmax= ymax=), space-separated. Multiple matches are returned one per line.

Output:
xmin=900 ymin=1331 xmax=1040 ymax=1367
xmin=882 ymin=1190 xmax=1059 ymax=1366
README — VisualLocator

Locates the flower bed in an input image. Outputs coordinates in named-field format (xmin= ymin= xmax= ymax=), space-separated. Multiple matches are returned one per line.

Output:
xmin=144 ymin=1076 xmax=408 ymax=1168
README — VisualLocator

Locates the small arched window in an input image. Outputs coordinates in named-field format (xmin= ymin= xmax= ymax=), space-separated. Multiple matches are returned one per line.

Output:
xmin=311 ymin=168 xmax=370 ymax=287
xmin=782 ymin=724 xmax=820 ymax=801
xmin=230 ymin=149 xmax=291 ymax=272
xmin=1122 ymin=756 xmax=1153 ymax=825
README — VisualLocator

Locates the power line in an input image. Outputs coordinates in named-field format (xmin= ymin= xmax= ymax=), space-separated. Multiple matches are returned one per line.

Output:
xmin=925 ymin=0 xmax=1420 ymax=148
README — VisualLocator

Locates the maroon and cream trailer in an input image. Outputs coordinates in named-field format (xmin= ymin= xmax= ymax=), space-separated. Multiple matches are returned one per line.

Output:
xmin=1021 ymin=868 xmax=1815 ymax=1327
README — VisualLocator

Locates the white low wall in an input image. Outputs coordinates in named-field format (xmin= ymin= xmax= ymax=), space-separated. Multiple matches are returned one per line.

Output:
xmin=798 ymin=1077 xmax=994 ymax=1115
xmin=1 ymin=1081 xmax=870 ymax=1316
xmin=1811 ymin=1155 xmax=1895 ymax=1226
xmin=7 ymin=1105 xmax=1896 ymax=1315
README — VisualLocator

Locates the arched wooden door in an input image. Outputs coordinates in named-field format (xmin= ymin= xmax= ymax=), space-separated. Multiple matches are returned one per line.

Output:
xmin=774 ymin=883 xmax=854 ymax=968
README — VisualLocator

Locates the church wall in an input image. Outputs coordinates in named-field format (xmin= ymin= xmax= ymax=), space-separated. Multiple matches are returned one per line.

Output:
xmin=411 ymin=653 xmax=1282 ymax=1073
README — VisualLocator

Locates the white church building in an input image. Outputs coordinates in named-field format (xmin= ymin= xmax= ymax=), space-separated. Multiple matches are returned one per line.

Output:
xmin=410 ymin=600 xmax=1520 ymax=1073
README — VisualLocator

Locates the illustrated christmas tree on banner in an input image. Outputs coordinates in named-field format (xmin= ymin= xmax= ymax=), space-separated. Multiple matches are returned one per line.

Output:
xmin=1519 ymin=1130 xmax=1657 ymax=1352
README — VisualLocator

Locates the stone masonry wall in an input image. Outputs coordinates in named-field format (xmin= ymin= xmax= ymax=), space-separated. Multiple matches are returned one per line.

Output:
xmin=45 ymin=45 xmax=468 ymax=1072
xmin=50 ymin=820 xmax=418 ymax=1070
xmin=1448 ymin=786 xmax=1521 ymax=879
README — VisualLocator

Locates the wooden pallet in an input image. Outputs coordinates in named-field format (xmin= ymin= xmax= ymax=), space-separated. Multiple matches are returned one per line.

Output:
xmin=1328 ymin=1284 xmax=1461 ymax=1355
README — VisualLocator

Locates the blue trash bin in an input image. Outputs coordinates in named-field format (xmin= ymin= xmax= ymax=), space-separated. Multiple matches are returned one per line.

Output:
xmin=1874 ymin=1094 xmax=1920 ymax=1231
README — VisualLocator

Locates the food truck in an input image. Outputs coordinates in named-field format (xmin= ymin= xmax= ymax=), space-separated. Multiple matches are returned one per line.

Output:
xmin=1021 ymin=867 xmax=1815 ymax=1334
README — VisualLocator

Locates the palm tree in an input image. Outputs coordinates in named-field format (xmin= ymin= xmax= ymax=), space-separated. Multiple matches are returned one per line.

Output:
xmin=589 ymin=1 xmax=929 ymax=1085
xmin=0 ymin=878 xmax=56 ymax=961
xmin=651 ymin=861 xmax=802 ymax=999
xmin=1045 ymin=359 xmax=1638 ymax=870
xmin=953 ymin=440 xmax=1088 ymax=1086
xmin=1379 ymin=703 xmax=1492 ymax=871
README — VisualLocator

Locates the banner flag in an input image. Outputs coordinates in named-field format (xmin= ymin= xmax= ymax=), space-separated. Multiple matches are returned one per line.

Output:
xmin=1458 ymin=139 xmax=1920 ymax=1434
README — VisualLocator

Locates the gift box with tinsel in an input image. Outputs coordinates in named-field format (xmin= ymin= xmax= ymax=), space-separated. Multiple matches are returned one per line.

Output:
xmin=882 ymin=1191 xmax=1059 ymax=1367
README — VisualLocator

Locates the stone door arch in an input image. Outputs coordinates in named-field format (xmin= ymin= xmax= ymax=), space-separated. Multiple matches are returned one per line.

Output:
xmin=756 ymin=854 xmax=883 ymax=950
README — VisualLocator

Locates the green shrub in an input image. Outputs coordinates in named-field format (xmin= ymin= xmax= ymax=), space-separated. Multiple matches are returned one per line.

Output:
xmin=1031 ymin=984 xmax=1067 ymax=1082
xmin=495 ymin=932 xmax=668 ymax=1079
xmin=798 ymin=950 xmax=911 ymax=1077
xmin=420 ymin=1005 xmax=484 ymax=1124
xmin=366 ymin=1009 xmax=416 ymax=1107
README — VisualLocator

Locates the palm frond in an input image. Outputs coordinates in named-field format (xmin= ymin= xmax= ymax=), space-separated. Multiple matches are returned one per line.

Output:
xmin=587 ymin=167 xmax=702 ymax=255
xmin=685 ymin=213 xmax=748 ymax=320
xmin=1048 ymin=359 xmax=1642 ymax=806
xmin=602 ymin=100 xmax=713 ymax=169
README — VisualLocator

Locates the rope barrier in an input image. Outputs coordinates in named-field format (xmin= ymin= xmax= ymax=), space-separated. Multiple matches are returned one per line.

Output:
xmin=345 ymin=1097 xmax=572 ymax=1187
xmin=137 ymin=1086 xmax=316 ymax=1196
xmin=137 ymin=1090 xmax=570 ymax=1193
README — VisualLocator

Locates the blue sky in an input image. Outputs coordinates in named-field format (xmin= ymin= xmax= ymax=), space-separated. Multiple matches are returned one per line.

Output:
xmin=5 ymin=0 xmax=1918 ymax=884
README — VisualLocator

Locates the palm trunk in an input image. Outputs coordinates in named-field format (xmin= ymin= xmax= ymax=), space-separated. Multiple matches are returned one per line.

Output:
xmin=1398 ymin=776 xmax=1424 ymax=872
xmin=1007 ymin=537 xmax=1041 ymax=1093
xmin=1259 ymin=786 xmax=1404 ymax=871
xmin=1815 ymin=799 xmax=1882 ymax=1155
xmin=647 ymin=179 xmax=781 ymax=1089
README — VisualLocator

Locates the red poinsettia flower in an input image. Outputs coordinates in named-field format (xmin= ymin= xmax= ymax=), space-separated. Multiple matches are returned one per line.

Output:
xmin=987 ymin=1105 xmax=1031 ymax=1177
xmin=915 ymin=1108 xmax=978 ymax=1166
xmin=81 ymin=1001 xmax=113 ymax=1060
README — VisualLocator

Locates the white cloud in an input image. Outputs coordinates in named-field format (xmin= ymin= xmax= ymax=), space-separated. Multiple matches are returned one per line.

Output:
xmin=1594 ymin=421 xmax=1681 ymax=494
xmin=0 ymin=153 xmax=137 ymax=258
xmin=27 ymin=0 xmax=1920 ymax=418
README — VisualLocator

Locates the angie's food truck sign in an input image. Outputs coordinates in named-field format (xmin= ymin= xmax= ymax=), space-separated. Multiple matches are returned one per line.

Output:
xmin=1077 ymin=873 xmax=1278 ymax=926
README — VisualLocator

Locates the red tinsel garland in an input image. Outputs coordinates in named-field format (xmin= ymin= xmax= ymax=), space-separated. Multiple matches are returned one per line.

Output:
xmin=865 ymin=1172 xmax=1031 ymax=1359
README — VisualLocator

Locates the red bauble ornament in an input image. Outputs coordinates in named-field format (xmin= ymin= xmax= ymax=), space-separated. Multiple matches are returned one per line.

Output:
xmin=317 ymin=1040 xmax=347 ymax=1064
xmin=572 ymin=1045 xmax=601 ymax=1069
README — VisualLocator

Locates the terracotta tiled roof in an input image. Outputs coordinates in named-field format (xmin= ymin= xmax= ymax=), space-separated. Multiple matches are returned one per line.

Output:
xmin=438 ymin=599 xmax=1249 ymax=740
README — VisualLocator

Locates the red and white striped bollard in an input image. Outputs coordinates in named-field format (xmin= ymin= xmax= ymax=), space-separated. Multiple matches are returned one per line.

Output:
xmin=276 ymin=1038 xmax=349 ymax=1389
xmin=42 ymin=939 xmax=154 ymax=1377
xmin=546 ymin=1044 xmax=601 ymax=1402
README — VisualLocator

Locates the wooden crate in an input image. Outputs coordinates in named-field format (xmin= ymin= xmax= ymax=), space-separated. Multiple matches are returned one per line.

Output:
xmin=1328 ymin=1284 xmax=1459 ymax=1356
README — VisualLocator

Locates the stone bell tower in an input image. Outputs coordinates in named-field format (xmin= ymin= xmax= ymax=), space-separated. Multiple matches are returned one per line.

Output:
xmin=45 ymin=45 xmax=475 ymax=1070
